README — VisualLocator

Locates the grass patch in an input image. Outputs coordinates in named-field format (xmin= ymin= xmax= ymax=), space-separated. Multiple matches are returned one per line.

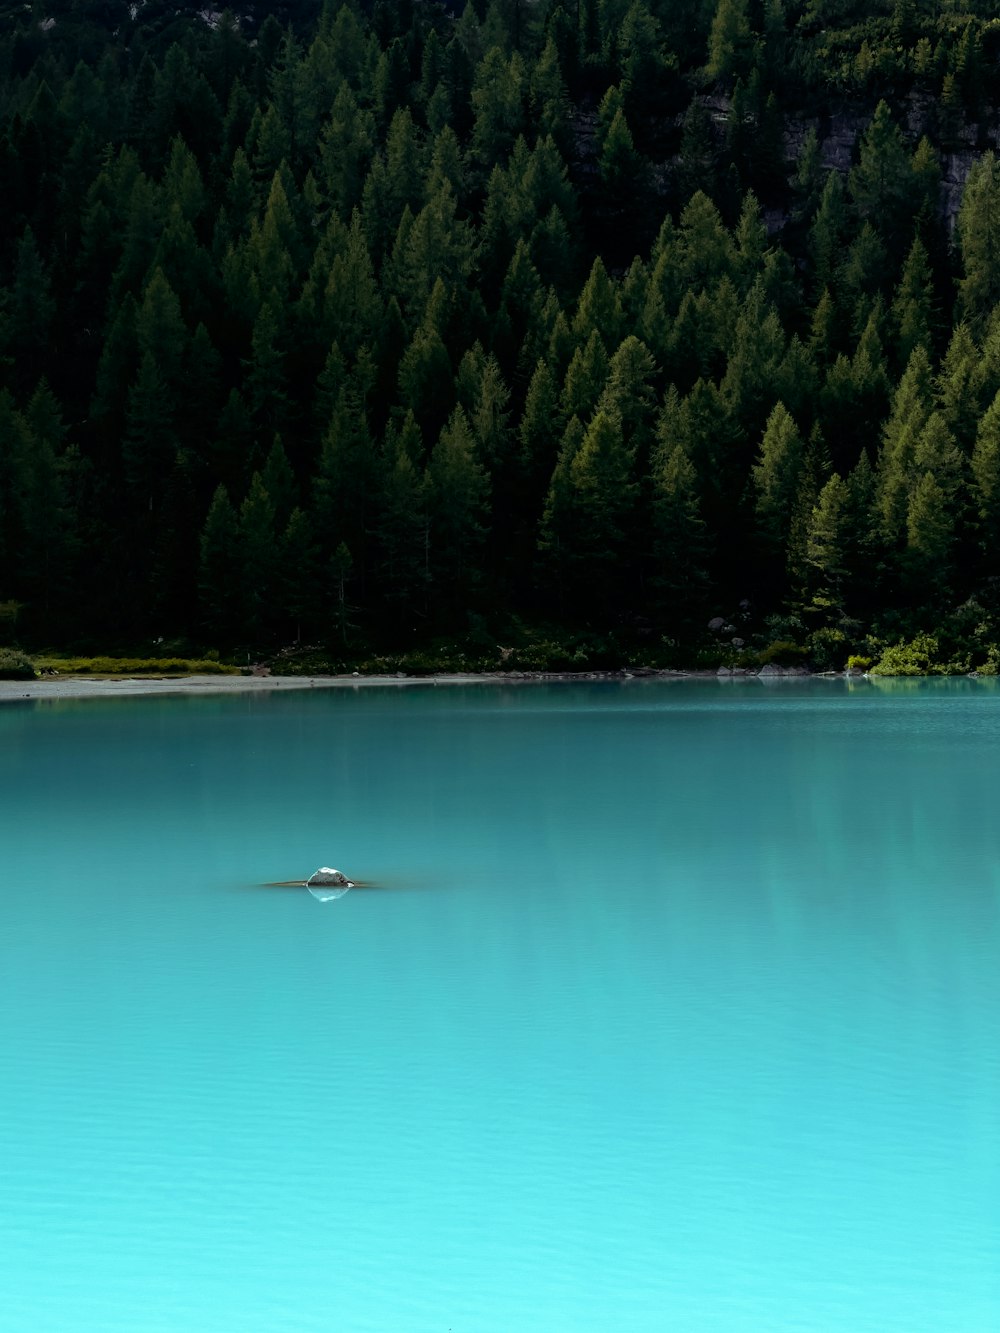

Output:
xmin=33 ymin=656 xmax=240 ymax=676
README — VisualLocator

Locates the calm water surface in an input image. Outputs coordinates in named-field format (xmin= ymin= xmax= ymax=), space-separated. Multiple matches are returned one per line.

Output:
xmin=1 ymin=678 xmax=998 ymax=1331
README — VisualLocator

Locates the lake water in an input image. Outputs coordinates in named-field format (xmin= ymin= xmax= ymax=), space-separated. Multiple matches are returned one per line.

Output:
xmin=1 ymin=677 xmax=998 ymax=1331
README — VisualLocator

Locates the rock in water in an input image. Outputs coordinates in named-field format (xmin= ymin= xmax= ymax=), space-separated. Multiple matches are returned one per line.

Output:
xmin=306 ymin=866 xmax=354 ymax=903
xmin=307 ymin=867 xmax=351 ymax=887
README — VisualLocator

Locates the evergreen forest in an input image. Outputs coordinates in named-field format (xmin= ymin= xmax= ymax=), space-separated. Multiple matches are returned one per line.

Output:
xmin=5 ymin=0 xmax=1000 ymax=671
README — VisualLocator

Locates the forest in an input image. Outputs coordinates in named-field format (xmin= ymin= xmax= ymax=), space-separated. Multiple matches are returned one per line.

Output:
xmin=4 ymin=0 xmax=1000 ymax=672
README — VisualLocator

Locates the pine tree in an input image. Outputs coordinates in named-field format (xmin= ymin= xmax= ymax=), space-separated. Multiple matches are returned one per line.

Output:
xmin=237 ymin=472 xmax=277 ymax=639
xmin=3 ymin=229 xmax=55 ymax=395
xmin=706 ymin=0 xmax=752 ymax=85
xmin=123 ymin=351 xmax=177 ymax=518
xmin=597 ymin=107 xmax=647 ymax=236
xmin=571 ymin=257 xmax=621 ymax=345
xmin=805 ymin=472 xmax=851 ymax=613
xmin=936 ymin=323 xmax=984 ymax=454
xmin=244 ymin=298 xmax=291 ymax=441
xmin=957 ymin=152 xmax=1000 ymax=334
xmin=398 ymin=314 xmax=455 ymax=437
xmin=972 ymin=390 xmax=1000 ymax=586
xmin=877 ymin=344 xmax=935 ymax=546
xmin=561 ymin=330 xmax=610 ymax=422
xmin=650 ymin=443 xmax=710 ymax=628
xmin=849 ymin=101 xmax=913 ymax=250
xmin=677 ymin=101 xmax=717 ymax=205
xmin=261 ymin=436 xmax=298 ymax=530
xmin=375 ymin=416 xmax=431 ymax=627
xmin=317 ymin=82 xmax=375 ymax=219
xmin=752 ymin=402 xmax=804 ymax=597
xmin=279 ymin=506 xmax=322 ymax=641
xmin=562 ymin=409 xmax=638 ymax=617
xmin=597 ymin=335 xmax=658 ymax=467
xmin=426 ymin=406 xmax=490 ymax=612
xmin=891 ymin=235 xmax=935 ymax=367
xmin=905 ymin=470 xmax=953 ymax=604
xmin=809 ymin=173 xmax=847 ymax=296
xmin=199 ymin=485 xmax=241 ymax=642
xmin=538 ymin=414 xmax=586 ymax=612
xmin=678 ymin=192 xmax=734 ymax=292
xmin=471 ymin=47 xmax=526 ymax=169
xmin=518 ymin=358 xmax=562 ymax=515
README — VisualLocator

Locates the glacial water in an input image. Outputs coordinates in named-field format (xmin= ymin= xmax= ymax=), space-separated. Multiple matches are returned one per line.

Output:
xmin=1 ymin=677 xmax=999 ymax=1332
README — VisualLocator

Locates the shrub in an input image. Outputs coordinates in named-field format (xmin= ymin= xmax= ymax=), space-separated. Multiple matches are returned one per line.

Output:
xmin=870 ymin=635 xmax=969 ymax=676
xmin=870 ymin=636 xmax=938 ymax=676
xmin=0 ymin=648 xmax=36 ymax=680
xmin=759 ymin=639 xmax=809 ymax=666
xmin=807 ymin=627 xmax=847 ymax=671
xmin=846 ymin=654 xmax=872 ymax=672
xmin=973 ymin=645 xmax=1000 ymax=676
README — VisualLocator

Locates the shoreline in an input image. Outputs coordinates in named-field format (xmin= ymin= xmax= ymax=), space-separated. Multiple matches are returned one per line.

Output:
xmin=0 ymin=666 xmax=823 ymax=703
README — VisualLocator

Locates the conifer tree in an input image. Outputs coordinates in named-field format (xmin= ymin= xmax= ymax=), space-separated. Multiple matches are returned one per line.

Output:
xmin=891 ymin=235 xmax=935 ymax=367
xmin=849 ymin=102 xmax=913 ymax=251
xmin=752 ymin=402 xmax=804 ymax=596
xmin=518 ymin=358 xmax=562 ymax=513
xmin=238 ymin=472 xmax=278 ymax=639
xmin=538 ymin=415 xmax=585 ymax=612
xmin=806 ymin=471 xmax=851 ymax=614
xmin=809 ymin=173 xmax=847 ymax=296
xmin=957 ymin=152 xmax=1000 ymax=333
xmin=199 ymin=485 xmax=241 ymax=641
xmin=650 ymin=443 xmax=710 ymax=628
xmin=936 ymin=323 xmax=984 ymax=454
xmin=562 ymin=409 xmax=638 ymax=617
xmin=706 ymin=0 xmax=752 ymax=86
xmin=280 ymin=505 xmax=321 ymax=641
xmin=375 ymin=415 xmax=430 ymax=627
xmin=972 ymin=390 xmax=1000 ymax=586
xmin=123 ymin=351 xmax=177 ymax=518
xmin=678 ymin=192 xmax=734 ymax=292
xmin=561 ymin=329 xmax=610 ymax=422
xmin=471 ymin=47 xmax=526 ymax=169
xmin=261 ymin=436 xmax=298 ymax=530
xmin=597 ymin=336 xmax=658 ymax=468
xmin=877 ymin=344 xmax=935 ymax=546
xmin=426 ymin=406 xmax=490 ymax=613
xmin=905 ymin=470 xmax=953 ymax=604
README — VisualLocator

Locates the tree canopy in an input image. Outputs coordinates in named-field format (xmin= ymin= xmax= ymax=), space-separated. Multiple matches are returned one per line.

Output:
xmin=3 ymin=0 xmax=1000 ymax=667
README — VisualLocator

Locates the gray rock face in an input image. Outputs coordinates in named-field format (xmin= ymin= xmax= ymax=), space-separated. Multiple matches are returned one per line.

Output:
xmin=306 ymin=866 xmax=354 ymax=903
xmin=307 ymin=867 xmax=352 ymax=887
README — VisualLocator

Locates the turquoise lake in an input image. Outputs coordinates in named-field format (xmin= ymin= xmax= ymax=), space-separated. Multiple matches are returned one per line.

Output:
xmin=1 ymin=677 xmax=998 ymax=1331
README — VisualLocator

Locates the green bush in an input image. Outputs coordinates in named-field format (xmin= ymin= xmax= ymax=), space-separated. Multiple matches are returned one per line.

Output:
xmin=846 ymin=654 xmax=873 ymax=672
xmin=973 ymin=645 xmax=1000 ymax=676
xmin=759 ymin=639 xmax=809 ymax=666
xmin=807 ymin=627 xmax=847 ymax=672
xmin=0 ymin=648 xmax=35 ymax=680
xmin=870 ymin=635 xmax=970 ymax=676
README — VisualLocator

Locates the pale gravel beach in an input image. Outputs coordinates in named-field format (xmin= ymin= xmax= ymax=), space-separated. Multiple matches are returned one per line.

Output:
xmin=0 ymin=673 xmax=495 ymax=703
xmin=0 ymin=667 xmax=815 ymax=703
